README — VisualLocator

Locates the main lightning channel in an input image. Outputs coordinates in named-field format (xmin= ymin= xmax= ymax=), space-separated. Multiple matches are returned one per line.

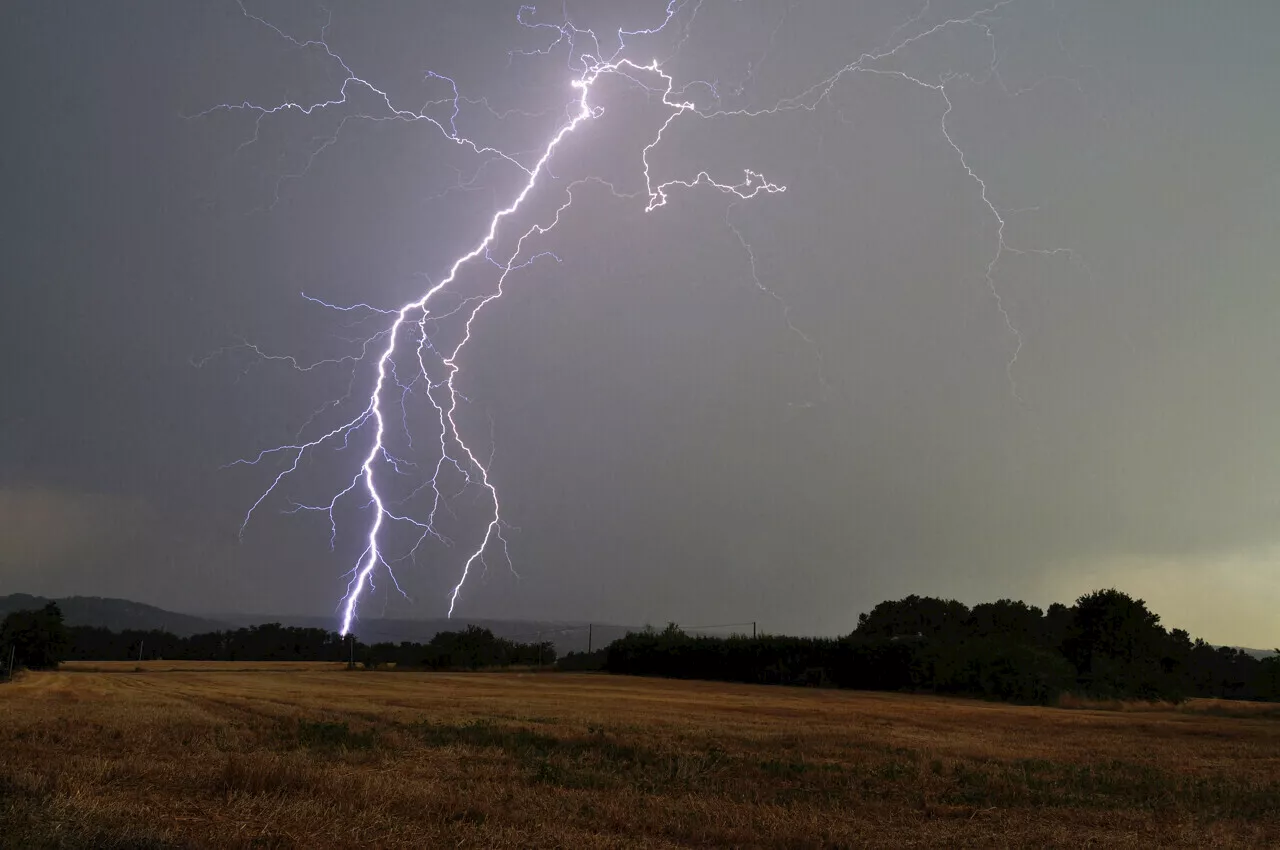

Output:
xmin=340 ymin=56 xmax=783 ymax=633
xmin=216 ymin=2 xmax=784 ymax=635
xmin=338 ymin=71 xmax=608 ymax=634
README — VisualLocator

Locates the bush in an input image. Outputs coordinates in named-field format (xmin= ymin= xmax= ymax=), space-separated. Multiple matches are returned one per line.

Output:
xmin=930 ymin=639 xmax=1075 ymax=704
xmin=1 ymin=602 xmax=70 ymax=671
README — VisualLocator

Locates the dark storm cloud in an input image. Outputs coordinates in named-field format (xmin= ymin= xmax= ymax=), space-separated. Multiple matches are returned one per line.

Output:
xmin=2 ymin=1 xmax=1277 ymax=645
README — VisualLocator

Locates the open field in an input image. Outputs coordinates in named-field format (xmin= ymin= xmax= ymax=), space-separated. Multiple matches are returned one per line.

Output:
xmin=2 ymin=669 xmax=1277 ymax=848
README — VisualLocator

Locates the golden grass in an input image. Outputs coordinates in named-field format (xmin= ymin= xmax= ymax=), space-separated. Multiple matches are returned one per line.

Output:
xmin=2 ymin=669 xmax=1277 ymax=848
xmin=1057 ymin=692 xmax=1280 ymax=719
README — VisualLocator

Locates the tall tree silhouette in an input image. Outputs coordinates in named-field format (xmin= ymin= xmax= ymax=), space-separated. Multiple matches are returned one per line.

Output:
xmin=1 ymin=602 xmax=71 ymax=670
xmin=854 ymin=595 xmax=970 ymax=640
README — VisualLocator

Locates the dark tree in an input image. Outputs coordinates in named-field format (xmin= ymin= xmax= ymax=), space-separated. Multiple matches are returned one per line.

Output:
xmin=853 ymin=595 xmax=970 ymax=640
xmin=1 ymin=602 xmax=71 ymax=671
xmin=1062 ymin=589 xmax=1181 ymax=699
xmin=1040 ymin=602 xmax=1074 ymax=650
xmin=1254 ymin=652 xmax=1280 ymax=701
xmin=419 ymin=626 xmax=555 ymax=670
xmin=967 ymin=599 xmax=1045 ymax=644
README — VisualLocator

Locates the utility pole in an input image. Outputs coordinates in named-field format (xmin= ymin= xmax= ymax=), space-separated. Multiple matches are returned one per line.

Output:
xmin=587 ymin=623 xmax=592 ymax=654
xmin=6 ymin=646 xmax=14 ymax=681
xmin=348 ymin=634 xmax=356 ymax=670
xmin=753 ymin=621 xmax=757 ymax=639
xmin=138 ymin=640 xmax=144 ymax=663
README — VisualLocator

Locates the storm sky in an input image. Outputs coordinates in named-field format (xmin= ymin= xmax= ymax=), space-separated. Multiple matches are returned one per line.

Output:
xmin=2 ymin=1 xmax=1277 ymax=646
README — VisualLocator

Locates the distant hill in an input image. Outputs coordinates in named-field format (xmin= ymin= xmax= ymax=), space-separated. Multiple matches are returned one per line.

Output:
xmin=0 ymin=594 xmax=229 ymax=637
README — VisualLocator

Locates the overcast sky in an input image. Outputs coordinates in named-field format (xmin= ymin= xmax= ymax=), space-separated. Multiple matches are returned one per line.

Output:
xmin=2 ymin=1 xmax=1277 ymax=646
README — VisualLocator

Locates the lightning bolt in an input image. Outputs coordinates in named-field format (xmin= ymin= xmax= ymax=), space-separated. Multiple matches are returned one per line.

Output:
xmin=202 ymin=0 xmax=1088 ymax=635
xmin=202 ymin=1 xmax=788 ymax=635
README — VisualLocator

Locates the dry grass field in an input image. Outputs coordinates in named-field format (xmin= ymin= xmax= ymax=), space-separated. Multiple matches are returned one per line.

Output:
xmin=2 ymin=667 xmax=1277 ymax=848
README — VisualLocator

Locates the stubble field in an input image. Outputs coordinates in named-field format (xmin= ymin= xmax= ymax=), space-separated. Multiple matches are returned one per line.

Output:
xmin=1 ymin=664 xmax=1277 ymax=848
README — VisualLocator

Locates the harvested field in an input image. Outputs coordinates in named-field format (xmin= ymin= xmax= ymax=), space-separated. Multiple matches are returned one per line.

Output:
xmin=1 ymin=668 xmax=1277 ymax=848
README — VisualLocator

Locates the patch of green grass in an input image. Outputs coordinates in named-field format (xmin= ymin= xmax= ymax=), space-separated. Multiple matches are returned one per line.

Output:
xmin=411 ymin=718 xmax=560 ymax=753
xmin=408 ymin=719 xmax=733 ymax=792
xmin=759 ymin=758 xmax=812 ymax=778
xmin=292 ymin=720 xmax=378 ymax=751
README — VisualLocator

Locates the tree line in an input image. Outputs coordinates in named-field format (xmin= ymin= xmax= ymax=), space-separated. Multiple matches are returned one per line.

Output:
xmin=361 ymin=625 xmax=556 ymax=669
xmin=5 ymin=590 xmax=1276 ymax=705
xmin=0 ymin=606 xmax=555 ymax=672
xmin=599 ymin=590 xmax=1279 ymax=703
